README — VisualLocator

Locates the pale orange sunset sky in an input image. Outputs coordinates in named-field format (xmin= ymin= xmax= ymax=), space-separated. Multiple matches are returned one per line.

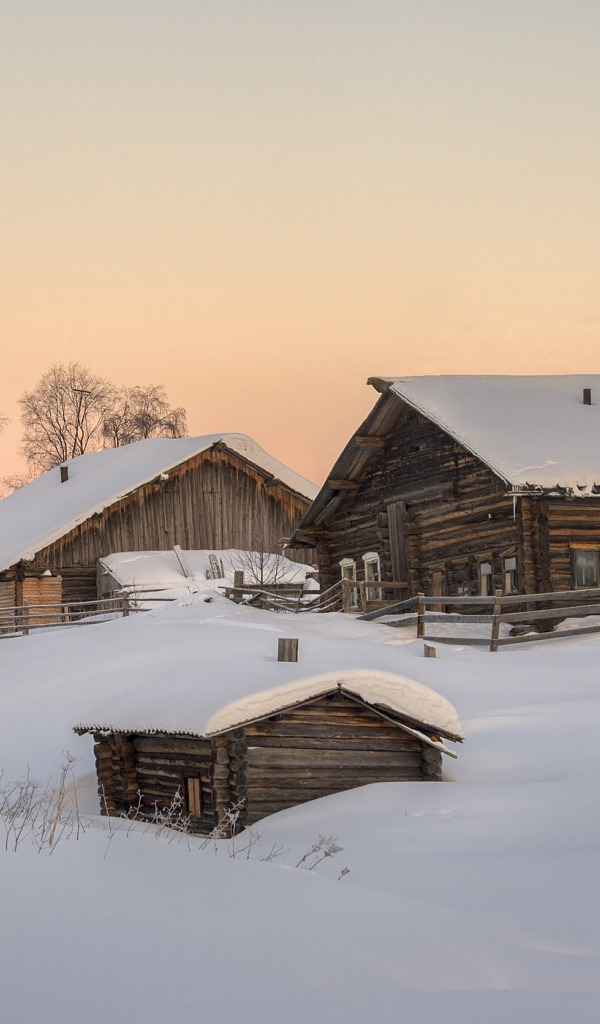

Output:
xmin=2 ymin=1 xmax=600 ymax=487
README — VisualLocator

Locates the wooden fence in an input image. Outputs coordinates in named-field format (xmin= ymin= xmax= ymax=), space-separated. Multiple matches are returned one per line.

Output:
xmin=0 ymin=592 xmax=173 ymax=639
xmin=360 ymin=586 xmax=600 ymax=651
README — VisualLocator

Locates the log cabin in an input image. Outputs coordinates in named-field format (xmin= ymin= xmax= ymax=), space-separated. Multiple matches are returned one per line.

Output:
xmin=290 ymin=375 xmax=600 ymax=602
xmin=0 ymin=433 xmax=317 ymax=609
xmin=74 ymin=669 xmax=463 ymax=833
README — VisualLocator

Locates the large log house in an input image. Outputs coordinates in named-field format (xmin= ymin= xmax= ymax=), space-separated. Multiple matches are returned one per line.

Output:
xmin=290 ymin=376 xmax=600 ymax=602
xmin=0 ymin=433 xmax=317 ymax=612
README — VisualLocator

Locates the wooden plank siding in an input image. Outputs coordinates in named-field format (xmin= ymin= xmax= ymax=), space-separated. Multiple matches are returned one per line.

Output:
xmin=11 ymin=447 xmax=313 ymax=604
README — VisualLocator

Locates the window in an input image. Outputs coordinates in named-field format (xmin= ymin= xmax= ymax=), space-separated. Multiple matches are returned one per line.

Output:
xmin=362 ymin=551 xmax=381 ymax=602
xmin=503 ymin=556 xmax=518 ymax=595
xmin=186 ymin=778 xmax=202 ymax=818
xmin=339 ymin=558 xmax=358 ymax=610
xmin=479 ymin=562 xmax=492 ymax=597
xmin=573 ymin=549 xmax=599 ymax=588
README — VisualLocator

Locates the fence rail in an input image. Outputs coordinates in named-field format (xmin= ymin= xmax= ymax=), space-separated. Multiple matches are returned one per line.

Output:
xmin=359 ymin=586 xmax=600 ymax=651
xmin=0 ymin=592 xmax=176 ymax=639
xmin=219 ymin=579 xmax=344 ymax=613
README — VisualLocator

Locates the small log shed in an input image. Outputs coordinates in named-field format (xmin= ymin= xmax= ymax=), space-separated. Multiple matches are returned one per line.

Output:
xmin=75 ymin=670 xmax=463 ymax=834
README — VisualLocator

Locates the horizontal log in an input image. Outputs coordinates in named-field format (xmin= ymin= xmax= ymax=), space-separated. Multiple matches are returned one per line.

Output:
xmin=497 ymin=602 xmax=600 ymax=623
xmin=498 ymin=623 xmax=600 ymax=645
xmin=245 ymin=722 xmax=417 ymax=740
xmin=244 ymin=737 xmax=422 ymax=752
xmin=135 ymin=755 xmax=210 ymax=772
xmin=245 ymin=748 xmax=423 ymax=768
xmin=423 ymin=635 xmax=491 ymax=646
xmin=133 ymin=736 xmax=212 ymax=754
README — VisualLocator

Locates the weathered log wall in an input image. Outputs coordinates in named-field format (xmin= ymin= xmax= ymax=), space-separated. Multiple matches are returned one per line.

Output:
xmin=317 ymin=409 xmax=519 ymax=597
xmin=546 ymin=499 xmax=600 ymax=591
xmin=21 ymin=447 xmax=313 ymax=603
xmin=90 ymin=695 xmax=444 ymax=833
xmin=242 ymin=693 xmax=441 ymax=825
xmin=93 ymin=732 xmax=218 ymax=831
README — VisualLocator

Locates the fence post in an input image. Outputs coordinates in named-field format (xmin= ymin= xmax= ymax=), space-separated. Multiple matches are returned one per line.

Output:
xmin=122 ymin=593 xmax=129 ymax=618
xmin=424 ymin=643 xmax=436 ymax=658
xmin=341 ymin=578 xmax=351 ymax=614
xmin=278 ymin=638 xmax=299 ymax=662
xmin=490 ymin=599 xmax=501 ymax=652
xmin=416 ymin=593 xmax=426 ymax=638
xmin=21 ymin=599 xmax=30 ymax=636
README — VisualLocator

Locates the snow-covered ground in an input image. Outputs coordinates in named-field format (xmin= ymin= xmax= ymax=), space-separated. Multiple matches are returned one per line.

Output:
xmin=1 ymin=592 xmax=599 ymax=1023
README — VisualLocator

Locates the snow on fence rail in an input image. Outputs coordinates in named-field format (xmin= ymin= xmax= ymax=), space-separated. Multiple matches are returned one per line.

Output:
xmin=220 ymin=579 xmax=342 ymax=613
xmin=360 ymin=586 xmax=600 ymax=651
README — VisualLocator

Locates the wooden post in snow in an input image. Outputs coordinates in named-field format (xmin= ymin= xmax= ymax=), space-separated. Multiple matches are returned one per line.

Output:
xmin=278 ymin=638 xmax=299 ymax=662
xmin=424 ymin=643 xmax=436 ymax=658
xmin=122 ymin=593 xmax=129 ymax=618
xmin=490 ymin=599 xmax=501 ymax=652
xmin=416 ymin=593 xmax=426 ymax=638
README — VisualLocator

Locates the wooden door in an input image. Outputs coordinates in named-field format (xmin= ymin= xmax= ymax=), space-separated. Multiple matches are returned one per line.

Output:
xmin=387 ymin=501 xmax=409 ymax=596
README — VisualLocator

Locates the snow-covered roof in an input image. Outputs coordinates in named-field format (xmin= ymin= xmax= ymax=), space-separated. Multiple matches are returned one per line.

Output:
xmin=74 ymin=665 xmax=463 ymax=744
xmin=100 ymin=549 xmax=311 ymax=590
xmin=376 ymin=375 xmax=600 ymax=493
xmin=0 ymin=434 xmax=318 ymax=572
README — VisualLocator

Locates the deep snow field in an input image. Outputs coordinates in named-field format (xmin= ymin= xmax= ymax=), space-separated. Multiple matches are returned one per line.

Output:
xmin=1 ymin=592 xmax=599 ymax=1024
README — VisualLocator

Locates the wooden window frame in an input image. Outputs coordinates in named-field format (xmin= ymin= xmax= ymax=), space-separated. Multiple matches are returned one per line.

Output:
xmin=362 ymin=551 xmax=381 ymax=601
xmin=339 ymin=558 xmax=358 ymax=610
xmin=479 ymin=561 xmax=493 ymax=597
xmin=571 ymin=546 xmax=600 ymax=589
xmin=503 ymin=556 xmax=518 ymax=596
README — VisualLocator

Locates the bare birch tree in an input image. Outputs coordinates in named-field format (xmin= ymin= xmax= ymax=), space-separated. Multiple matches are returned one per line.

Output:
xmin=19 ymin=363 xmax=116 ymax=471
xmin=102 ymin=385 xmax=187 ymax=447
xmin=229 ymin=504 xmax=301 ymax=586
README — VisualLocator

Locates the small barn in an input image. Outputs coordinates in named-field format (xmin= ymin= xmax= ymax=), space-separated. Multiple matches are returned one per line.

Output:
xmin=291 ymin=375 xmax=600 ymax=601
xmin=0 ymin=433 xmax=317 ymax=609
xmin=74 ymin=669 xmax=463 ymax=833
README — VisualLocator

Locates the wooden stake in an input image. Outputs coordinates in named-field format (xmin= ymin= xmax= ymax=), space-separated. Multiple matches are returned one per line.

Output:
xmin=490 ymin=599 xmax=501 ymax=652
xmin=416 ymin=593 xmax=426 ymax=638
xmin=424 ymin=643 xmax=437 ymax=658
xmin=278 ymin=638 xmax=299 ymax=662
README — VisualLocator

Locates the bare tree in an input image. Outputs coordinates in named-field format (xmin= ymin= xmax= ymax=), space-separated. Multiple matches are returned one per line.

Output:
xmin=19 ymin=363 xmax=116 ymax=471
xmin=229 ymin=504 xmax=302 ymax=587
xmin=1 ymin=467 xmax=38 ymax=496
xmin=102 ymin=385 xmax=187 ymax=447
